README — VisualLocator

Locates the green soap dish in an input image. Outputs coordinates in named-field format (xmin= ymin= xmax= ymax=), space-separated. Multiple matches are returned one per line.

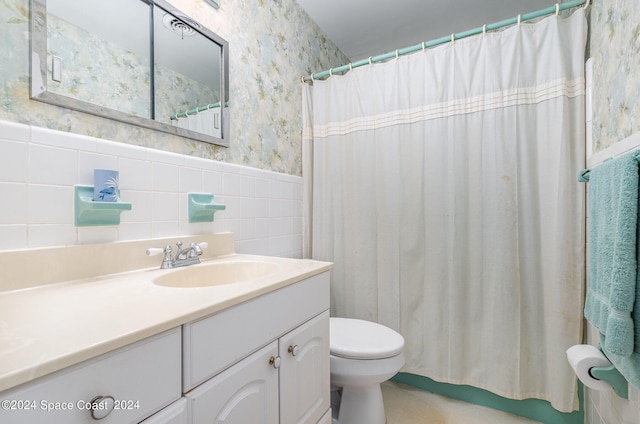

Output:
xmin=188 ymin=193 xmax=226 ymax=223
xmin=74 ymin=185 xmax=132 ymax=227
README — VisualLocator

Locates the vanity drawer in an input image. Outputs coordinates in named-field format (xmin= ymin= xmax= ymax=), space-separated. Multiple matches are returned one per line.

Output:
xmin=0 ymin=328 xmax=182 ymax=424
xmin=182 ymin=272 xmax=330 ymax=391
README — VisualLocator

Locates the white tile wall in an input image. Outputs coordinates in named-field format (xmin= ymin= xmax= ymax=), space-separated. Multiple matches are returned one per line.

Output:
xmin=0 ymin=119 xmax=303 ymax=258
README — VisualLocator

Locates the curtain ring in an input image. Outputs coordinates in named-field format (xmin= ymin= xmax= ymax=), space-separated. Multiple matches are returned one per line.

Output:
xmin=311 ymin=73 xmax=315 ymax=81
xmin=349 ymin=63 xmax=353 ymax=72
xmin=451 ymin=33 xmax=455 ymax=44
xmin=422 ymin=41 xmax=426 ymax=51
xmin=300 ymin=75 xmax=304 ymax=84
xmin=395 ymin=49 xmax=399 ymax=59
xmin=584 ymin=0 xmax=590 ymax=8
xmin=329 ymin=68 xmax=333 ymax=77
xmin=555 ymin=3 xmax=560 ymax=15
xmin=369 ymin=56 xmax=373 ymax=65
xmin=517 ymin=14 xmax=521 ymax=25
xmin=482 ymin=24 xmax=487 ymax=35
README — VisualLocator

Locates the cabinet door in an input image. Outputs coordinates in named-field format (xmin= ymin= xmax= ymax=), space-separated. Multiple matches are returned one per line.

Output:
xmin=186 ymin=341 xmax=279 ymax=424
xmin=279 ymin=311 xmax=330 ymax=424
xmin=316 ymin=410 xmax=332 ymax=424
xmin=183 ymin=272 xmax=330 ymax=391
xmin=139 ymin=398 xmax=187 ymax=424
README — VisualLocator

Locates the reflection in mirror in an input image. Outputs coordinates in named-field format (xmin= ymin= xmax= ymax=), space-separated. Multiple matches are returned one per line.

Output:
xmin=47 ymin=0 xmax=151 ymax=118
xmin=30 ymin=0 xmax=229 ymax=147
xmin=154 ymin=7 xmax=222 ymax=138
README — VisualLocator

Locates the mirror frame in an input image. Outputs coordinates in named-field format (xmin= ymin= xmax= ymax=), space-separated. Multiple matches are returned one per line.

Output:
xmin=29 ymin=0 xmax=230 ymax=147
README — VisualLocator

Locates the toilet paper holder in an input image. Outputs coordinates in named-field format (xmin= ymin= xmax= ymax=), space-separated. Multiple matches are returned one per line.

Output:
xmin=590 ymin=364 xmax=628 ymax=399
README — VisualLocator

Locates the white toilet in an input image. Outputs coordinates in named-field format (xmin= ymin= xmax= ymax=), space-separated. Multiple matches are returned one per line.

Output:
xmin=329 ymin=317 xmax=405 ymax=424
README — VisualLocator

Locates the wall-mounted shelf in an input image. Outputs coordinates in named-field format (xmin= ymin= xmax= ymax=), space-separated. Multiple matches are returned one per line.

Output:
xmin=74 ymin=185 xmax=132 ymax=227
xmin=188 ymin=193 xmax=226 ymax=223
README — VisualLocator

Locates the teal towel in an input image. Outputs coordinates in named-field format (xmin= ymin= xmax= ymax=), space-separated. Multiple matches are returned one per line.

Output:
xmin=584 ymin=152 xmax=639 ymax=357
xmin=600 ymin=262 xmax=640 ymax=390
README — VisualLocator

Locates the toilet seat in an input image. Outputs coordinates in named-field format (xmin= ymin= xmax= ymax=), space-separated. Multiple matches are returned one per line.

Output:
xmin=330 ymin=317 xmax=404 ymax=360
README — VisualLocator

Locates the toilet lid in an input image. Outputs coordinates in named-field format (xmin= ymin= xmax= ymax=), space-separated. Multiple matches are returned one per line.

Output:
xmin=330 ymin=317 xmax=405 ymax=360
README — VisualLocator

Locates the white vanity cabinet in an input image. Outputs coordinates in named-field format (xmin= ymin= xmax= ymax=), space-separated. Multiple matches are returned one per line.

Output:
xmin=0 ymin=267 xmax=331 ymax=424
xmin=0 ymin=328 xmax=182 ymax=424
xmin=186 ymin=341 xmax=280 ymax=424
xmin=183 ymin=272 xmax=330 ymax=424
xmin=139 ymin=398 xmax=188 ymax=424
xmin=317 ymin=410 xmax=332 ymax=424
xmin=278 ymin=311 xmax=330 ymax=424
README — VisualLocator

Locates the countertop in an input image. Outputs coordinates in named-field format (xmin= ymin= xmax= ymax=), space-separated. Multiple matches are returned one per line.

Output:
xmin=0 ymin=252 xmax=332 ymax=393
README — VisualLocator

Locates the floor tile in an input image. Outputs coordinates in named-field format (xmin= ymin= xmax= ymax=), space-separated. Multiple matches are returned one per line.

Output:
xmin=382 ymin=381 xmax=542 ymax=424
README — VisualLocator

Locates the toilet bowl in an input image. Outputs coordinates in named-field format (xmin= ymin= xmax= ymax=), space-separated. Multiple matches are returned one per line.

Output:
xmin=330 ymin=317 xmax=405 ymax=424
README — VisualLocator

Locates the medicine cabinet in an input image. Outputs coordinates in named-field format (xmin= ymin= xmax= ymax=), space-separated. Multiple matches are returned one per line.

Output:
xmin=30 ymin=0 xmax=230 ymax=147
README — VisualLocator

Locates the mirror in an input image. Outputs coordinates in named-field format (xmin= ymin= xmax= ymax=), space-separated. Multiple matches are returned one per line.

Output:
xmin=30 ymin=0 xmax=229 ymax=147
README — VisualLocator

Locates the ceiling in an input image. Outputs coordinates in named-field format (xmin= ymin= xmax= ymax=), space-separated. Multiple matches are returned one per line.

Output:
xmin=296 ymin=0 xmax=560 ymax=62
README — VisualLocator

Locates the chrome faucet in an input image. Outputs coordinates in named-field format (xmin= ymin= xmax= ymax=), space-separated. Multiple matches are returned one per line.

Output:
xmin=146 ymin=241 xmax=208 ymax=269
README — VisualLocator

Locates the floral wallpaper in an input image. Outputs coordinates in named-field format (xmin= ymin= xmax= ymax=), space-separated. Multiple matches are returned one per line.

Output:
xmin=590 ymin=0 xmax=640 ymax=153
xmin=154 ymin=63 xmax=219 ymax=126
xmin=0 ymin=0 xmax=348 ymax=176
xmin=47 ymin=13 xmax=152 ymax=118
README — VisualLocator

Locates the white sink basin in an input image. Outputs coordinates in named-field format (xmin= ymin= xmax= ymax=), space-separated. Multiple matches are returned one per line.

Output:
xmin=153 ymin=260 xmax=281 ymax=288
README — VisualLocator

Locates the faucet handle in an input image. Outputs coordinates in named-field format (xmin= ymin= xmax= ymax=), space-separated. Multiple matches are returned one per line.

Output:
xmin=161 ymin=245 xmax=174 ymax=268
xmin=147 ymin=245 xmax=175 ymax=269
xmin=146 ymin=247 xmax=165 ymax=256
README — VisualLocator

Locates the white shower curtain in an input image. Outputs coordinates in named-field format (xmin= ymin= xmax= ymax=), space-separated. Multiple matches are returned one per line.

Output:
xmin=172 ymin=107 xmax=221 ymax=138
xmin=303 ymin=9 xmax=586 ymax=413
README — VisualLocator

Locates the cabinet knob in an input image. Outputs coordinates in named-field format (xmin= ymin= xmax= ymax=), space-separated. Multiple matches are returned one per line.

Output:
xmin=88 ymin=395 xmax=115 ymax=420
xmin=288 ymin=345 xmax=300 ymax=356
xmin=269 ymin=355 xmax=281 ymax=369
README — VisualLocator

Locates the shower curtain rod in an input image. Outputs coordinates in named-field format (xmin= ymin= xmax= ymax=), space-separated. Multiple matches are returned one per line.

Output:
xmin=169 ymin=101 xmax=223 ymax=120
xmin=302 ymin=0 xmax=587 ymax=83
